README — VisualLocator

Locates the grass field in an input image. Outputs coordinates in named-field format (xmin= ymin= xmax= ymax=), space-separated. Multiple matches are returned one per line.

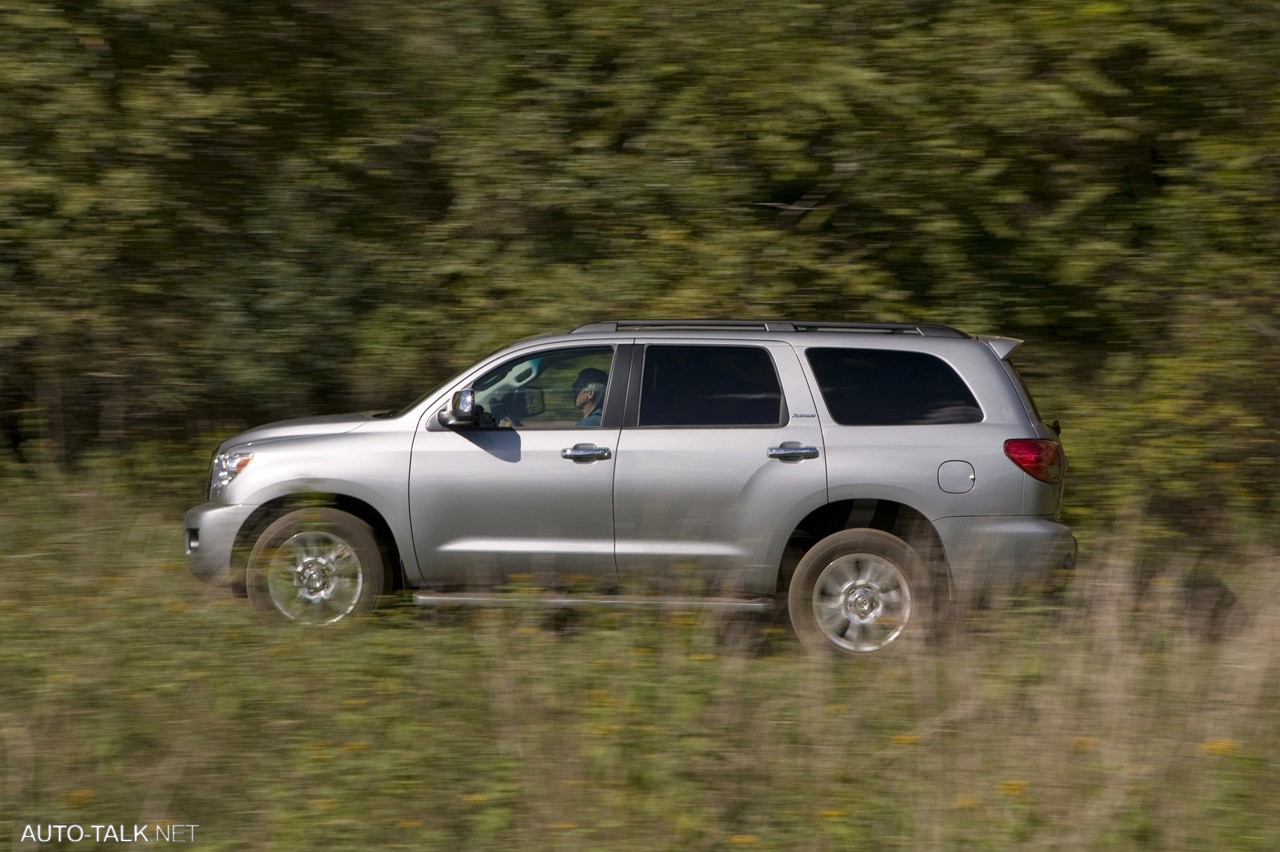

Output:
xmin=3 ymin=467 xmax=1279 ymax=850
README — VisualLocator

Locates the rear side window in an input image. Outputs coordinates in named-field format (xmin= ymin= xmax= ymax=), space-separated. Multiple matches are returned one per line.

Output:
xmin=806 ymin=348 xmax=982 ymax=426
xmin=639 ymin=345 xmax=785 ymax=427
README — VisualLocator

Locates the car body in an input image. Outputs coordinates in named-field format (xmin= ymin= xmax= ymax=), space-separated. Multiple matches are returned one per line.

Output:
xmin=185 ymin=320 xmax=1075 ymax=653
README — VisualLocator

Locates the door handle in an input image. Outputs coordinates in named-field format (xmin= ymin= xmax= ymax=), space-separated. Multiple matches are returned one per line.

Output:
xmin=767 ymin=444 xmax=819 ymax=461
xmin=562 ymin=443 xmax=612 ymax=462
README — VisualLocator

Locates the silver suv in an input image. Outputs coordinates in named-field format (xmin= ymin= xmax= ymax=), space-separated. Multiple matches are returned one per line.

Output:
xmin=185 ymin=320 xmax=1074 ymax=654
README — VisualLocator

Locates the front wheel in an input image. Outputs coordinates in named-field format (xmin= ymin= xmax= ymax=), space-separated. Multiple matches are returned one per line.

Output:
xmin=246 ymin=508 xmax=386 ymax=626
xmin=788 ymin=529 xmax=932 ymax=655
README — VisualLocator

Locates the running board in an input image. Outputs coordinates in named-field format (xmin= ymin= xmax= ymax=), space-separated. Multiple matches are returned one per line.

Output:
xmin=411 ymin=591 xmax=774 ymax=612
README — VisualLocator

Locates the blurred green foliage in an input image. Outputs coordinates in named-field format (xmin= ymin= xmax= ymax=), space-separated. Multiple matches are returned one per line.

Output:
xmin=2 ymin=474 xmax=1280 ymax=849
xmin=1 ymin=0 xmax=1277 ymax=545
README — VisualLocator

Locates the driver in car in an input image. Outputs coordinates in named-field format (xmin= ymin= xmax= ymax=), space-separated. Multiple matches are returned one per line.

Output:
xmin=572 ymin=368 xmax=607 ymax=428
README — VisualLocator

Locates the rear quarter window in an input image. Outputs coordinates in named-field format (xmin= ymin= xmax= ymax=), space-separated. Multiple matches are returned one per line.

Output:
xmin=806 ymin=348 xmax=983 ymax=426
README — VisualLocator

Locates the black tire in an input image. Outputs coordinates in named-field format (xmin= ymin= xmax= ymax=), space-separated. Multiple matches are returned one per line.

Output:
xmin=246 ymin=508 xmax=386 ymax=626
xmin=787 ymin=528 xmax=931 ymax=656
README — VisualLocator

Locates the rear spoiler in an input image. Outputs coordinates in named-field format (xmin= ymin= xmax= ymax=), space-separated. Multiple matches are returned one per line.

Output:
xmin=979 ymin=335 xmax=1023 ymax=360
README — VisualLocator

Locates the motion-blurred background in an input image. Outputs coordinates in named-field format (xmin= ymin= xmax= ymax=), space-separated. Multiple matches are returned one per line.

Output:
xmin=2 ymin=2 xmax=1278 ymax=848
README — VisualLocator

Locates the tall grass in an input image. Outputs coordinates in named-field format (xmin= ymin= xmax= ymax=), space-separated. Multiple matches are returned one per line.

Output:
xmin=2 ymin=468 xmax=1278 ymax=850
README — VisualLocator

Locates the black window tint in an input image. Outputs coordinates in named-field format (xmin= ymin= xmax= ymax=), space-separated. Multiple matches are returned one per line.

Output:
xmin=639 ymin=345 xmax=784 ymax=427
xmin=806 ymin=348 xmax=983 ymax=426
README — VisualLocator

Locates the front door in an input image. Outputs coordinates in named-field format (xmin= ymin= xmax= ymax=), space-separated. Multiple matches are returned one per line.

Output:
xmin=408 ymin=345 xmax=622 ymax=587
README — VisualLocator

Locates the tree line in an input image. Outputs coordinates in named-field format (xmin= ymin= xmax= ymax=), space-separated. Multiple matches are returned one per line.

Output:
xmin=2 ymin=0 xmax=1278 ymax=548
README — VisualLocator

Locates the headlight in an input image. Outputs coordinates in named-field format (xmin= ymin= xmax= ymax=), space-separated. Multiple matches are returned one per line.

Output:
xmin=210 ymin=450 xmax=254 ymax=497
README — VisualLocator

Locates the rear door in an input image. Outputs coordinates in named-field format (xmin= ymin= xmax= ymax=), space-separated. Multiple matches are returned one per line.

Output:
xmin=611 ymin=340 xmax=828 ymax=596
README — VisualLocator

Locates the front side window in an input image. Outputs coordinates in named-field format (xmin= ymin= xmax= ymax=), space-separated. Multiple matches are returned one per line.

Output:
xmin=638 ymin=345 xmax=785 ymax=428
xmin=473 ymin=346 xmax=614 ymax=429
xmin=806 ymin=347 xmax=982 ymax=426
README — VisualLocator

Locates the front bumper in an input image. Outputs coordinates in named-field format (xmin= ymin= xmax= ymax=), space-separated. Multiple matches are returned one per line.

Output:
xmin=933 ymin=515 xmax=1077 ymax=602
xmin=184 ymin=502 xmax=257 ymax=585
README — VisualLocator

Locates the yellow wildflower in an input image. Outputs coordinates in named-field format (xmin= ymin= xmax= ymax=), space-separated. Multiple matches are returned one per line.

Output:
xmin=1199 ymin=739 xmax=1241 ymax=755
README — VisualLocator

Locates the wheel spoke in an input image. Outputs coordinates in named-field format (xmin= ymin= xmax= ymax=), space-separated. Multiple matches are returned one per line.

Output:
xmin=325 ymin=577 xmax=360 ymax=611
xmin=279 ymin=589 xmax=307 ymax=618
xmin=292 ymin=534 xmax=322 ymax=561
xmin=326 ymin=542 xmax=356 ymax=566
xmin=247 ymin=511 xmax=383 ymax=626
xmin=808 ymin=549 xmax=917 ymax=653
xmin=264 ymin=530 xmax=367 ymax=624
xmin=856 ymin=620 xmax=888 ymax=652
xmin=816 ymin=600 xmax=847 ymax=635
xmin=880 ymin=586 xmax=905 ymax=608
xmin=818 ymin=559 xmax=856 ymax=594
xmin=860 ymin=557 xmax=901 ymax=583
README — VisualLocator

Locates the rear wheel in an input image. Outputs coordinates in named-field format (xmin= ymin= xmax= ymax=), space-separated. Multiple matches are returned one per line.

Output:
xmin=246 ymin=508 xmax=386 ymax=625
xmin=788 ymin=529 xmax=931 ymax=655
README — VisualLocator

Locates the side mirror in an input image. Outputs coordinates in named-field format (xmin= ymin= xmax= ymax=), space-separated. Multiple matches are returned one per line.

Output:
xmin=438 ymin=389 xmax=477 ymax=428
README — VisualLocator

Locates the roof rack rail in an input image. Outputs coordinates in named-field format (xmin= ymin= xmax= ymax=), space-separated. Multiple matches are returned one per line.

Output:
xmin=790 ymin=321 xmax=969 ymax=338
xmin=570 ymin=320 xmax=969 ymax=338
xmin=572 ymin=320 xmax=798 ymax=333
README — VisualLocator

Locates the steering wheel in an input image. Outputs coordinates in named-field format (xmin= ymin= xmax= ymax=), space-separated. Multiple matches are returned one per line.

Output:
xmin=489 ymin=397 xmax=522 ymax=428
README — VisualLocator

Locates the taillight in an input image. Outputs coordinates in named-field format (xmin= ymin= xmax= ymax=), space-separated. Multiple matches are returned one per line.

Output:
xmin=1004 ymin=439 xmax=1065 ymax=483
